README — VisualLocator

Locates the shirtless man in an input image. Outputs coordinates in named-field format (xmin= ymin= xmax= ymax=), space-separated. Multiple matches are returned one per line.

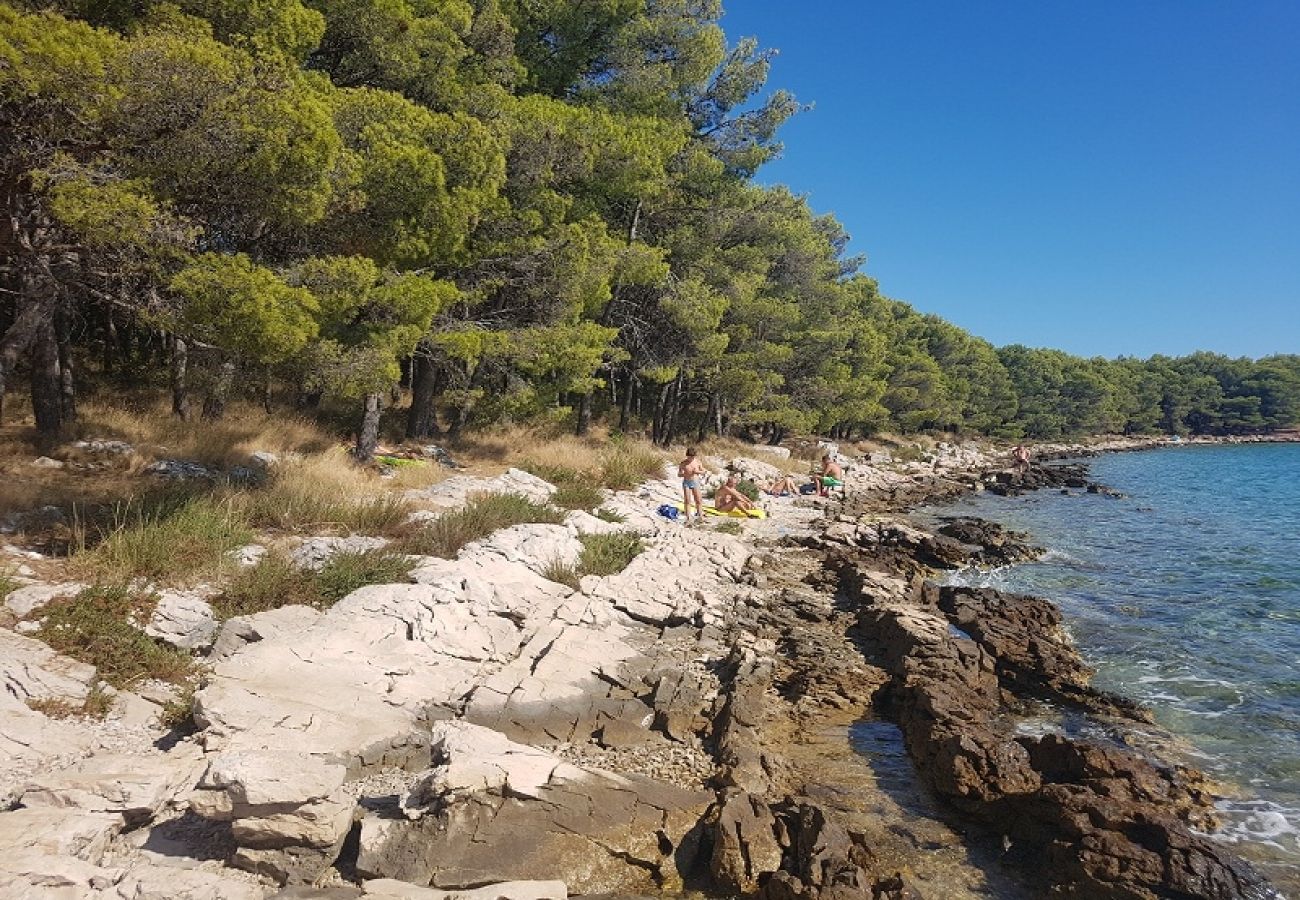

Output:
xmin=1012 ymin=444 xmax=1031 ymax=474
xmin=715 ymin=475 xmax=755 ymax=513
xmin=815 ymin=454 xmax=844 ymax=497
xmin=678 ymin=447 xmax=705 ymax=525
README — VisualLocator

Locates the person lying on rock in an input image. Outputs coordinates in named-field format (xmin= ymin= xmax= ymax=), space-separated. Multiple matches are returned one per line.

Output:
xmin=766 ymin=473 xmax=800 ymax=496
xmin=815 ymin=454 xmax=845 ymax=496
xmin=715 ymin=474 xmax=756 ymax=513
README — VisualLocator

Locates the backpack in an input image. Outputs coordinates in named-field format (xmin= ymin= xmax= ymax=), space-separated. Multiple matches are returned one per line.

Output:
xmin=656 ymin=504 xmax=680 ymax=520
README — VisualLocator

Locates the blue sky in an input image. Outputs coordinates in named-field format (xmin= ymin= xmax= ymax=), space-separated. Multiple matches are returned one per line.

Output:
xmin=720 ymin=2 xmax=1300 ymax=359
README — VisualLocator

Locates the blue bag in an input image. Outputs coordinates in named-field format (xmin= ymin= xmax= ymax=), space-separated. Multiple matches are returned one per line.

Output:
xmin=656 ymin=504 xmax=680 ymax=520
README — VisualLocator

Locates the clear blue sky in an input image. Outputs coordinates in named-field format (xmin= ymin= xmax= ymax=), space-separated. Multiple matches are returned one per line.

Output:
xmin=720 ymin=2 xmax=1300 ymax=359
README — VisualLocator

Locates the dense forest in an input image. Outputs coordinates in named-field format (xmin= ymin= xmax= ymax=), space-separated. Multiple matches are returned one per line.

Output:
xmin=2 ymin=0 xmax=1297 ymax=457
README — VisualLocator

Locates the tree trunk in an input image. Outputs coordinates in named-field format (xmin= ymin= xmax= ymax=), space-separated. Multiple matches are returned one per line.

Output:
xmin=661 ymin=371 xmax=685 ymax=447
xmin=406 ymin=353 xmax=442 ymax=439
xmin=714 ymin=397 xmax=724 ymax=437
xmin=202 ymin=358 xmax=235 ymax=421
xmin=171 ymin=338 xmax=191 ymax=420
xmin=0 ymin=294 xmax=53 ymax=424
xmin=575 ymin=391 xmax=592 ymax=436
xmin=261 ymin=368 xmax=273 ymax=414
xmin=355 ymin=392 xmax=382 ymax=462
xmin=618 ymin=372 xmax=634 ymax=433
xmin=31 ymin=316 xmax=63 ymax=441
xmin=55 ymin=310 xmax=76 ymax=423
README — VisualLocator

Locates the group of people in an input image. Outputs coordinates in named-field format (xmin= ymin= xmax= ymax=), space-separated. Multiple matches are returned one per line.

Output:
xmin=676 ymin=448 xmax=845 ymax=525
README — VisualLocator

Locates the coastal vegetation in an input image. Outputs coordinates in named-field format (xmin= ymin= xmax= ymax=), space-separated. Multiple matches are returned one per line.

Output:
xmin=1 ymin=0 xmax=1298 ymax=462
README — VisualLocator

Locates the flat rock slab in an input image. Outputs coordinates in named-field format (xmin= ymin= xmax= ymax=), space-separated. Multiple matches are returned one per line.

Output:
xmin=5 ymin=582 xmax=87 ymax=618
xmin=21 ymin=747 xmax=206 ymax=826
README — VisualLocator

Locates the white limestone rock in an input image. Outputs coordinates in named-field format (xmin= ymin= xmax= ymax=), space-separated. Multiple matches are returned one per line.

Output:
xmin=291 ymin=536 xmax=390 ymax=571
xmin=209 ymin=604 xmax=322 ymax=662
xmin=144 ymin=590 xmax=219 ymax=650
xmin=460 ymin=524 xmax=583 ymax=575
xmin=562 ymin=511 xmax=622 ymax=536
xmin=0 ymin=806 xmax=124 ymax=863
xmin=5 ymin=582 xmax=86 ymax=618
xmin=399 ymin=721 xmax=586 ymax=819
xmin=20 ymin=748 xmax=206 ymax=826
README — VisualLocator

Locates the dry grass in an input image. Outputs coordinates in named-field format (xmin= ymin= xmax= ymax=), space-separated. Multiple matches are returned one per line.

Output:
xmin=38 ymin=585 xmax=193 ymax=688
xmin=27 ymin=685 xmax=114 ymax=720
xmin=395 ymin=493 xmax=565 ymax=559
xmin=212 ymin=552 xmax=321 ymax=619
xmin=233 ymin=450 xmax=410 ymax=535
xmin=315 ymin=549 xmax=413 ymax=603
xmin=540 ymin=557 xmax=581 ymax=590
xmin=70 ymin=399 xmax=335 ymax=469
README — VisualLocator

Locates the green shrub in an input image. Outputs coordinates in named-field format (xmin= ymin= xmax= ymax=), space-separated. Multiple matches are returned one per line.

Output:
xmin=212 ymin=553 xmax=321 ymax=619
xmin=714 ymin=520 xmax=743 ymax=535
xmin=73 ymin=496 xmax=252 ymax=583
xmin=594 ymin=507 xmax=626 ymax=524
xmin=315 ymin=549 xmax=413 ymax=604
xmin=26 ymin=684 xmax=114 ymax=721
xmin=39 ymin=585 xmax=193 ymax=688
xmin=397 ymin=493 xmax=565 ymax=558
xmin=160 ymin=680 xmax=198 ymax=730
xmin=736 ymin=479 xmax=761 ymax=501
xmin=577 ymin=532 xmax=644 ymax=577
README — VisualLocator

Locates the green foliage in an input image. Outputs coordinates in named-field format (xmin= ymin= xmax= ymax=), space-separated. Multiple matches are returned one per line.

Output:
xmin=0 ymin=569 xmax=19 ymax=601
xmin=576 ymin=531 xmax=642 ymax=577
xmin=39 ymin=585 xmax=194 ymax=688
xmin=594 ymin=507 xmax=626 ymax=524
xmin=212 ymin=552 xmax=321 ymax=618
xmin=315 ymin=549 xmax=412 ymax=603
xmin=396 ymin=492 xmax=565 ymax=558
xmin=598 ymin=445 xmax=664 ymax=491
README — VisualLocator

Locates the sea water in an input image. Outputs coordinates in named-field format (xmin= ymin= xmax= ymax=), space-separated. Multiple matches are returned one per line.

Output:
xmin=921 ymin=443 xmax=1300 ymax=893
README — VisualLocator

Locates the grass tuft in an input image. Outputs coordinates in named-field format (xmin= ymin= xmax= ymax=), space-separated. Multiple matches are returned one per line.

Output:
xmin=315 ymin=549 xmax=413 ymax=604
xmin=71 ymin=496 xmax=252 ymax=584
xmin=235 ymin=452 xmax=409 ymax=535
xmin=0 ymin=568 xmax=18 ymax=600
xmin=714 ymin=520 xmax=743 ymax=535
xmin=212 ymin=552 xmax=321 ymax=619
xmin=38 ymin=585 xmax=193 ymax=688
xmin=26 ymin=684 xmax=114 ymax=720
xmin=396 ymin=493 xmax=565 ymax=559
xmin=598 ymin=445 xmax=664 ymax=491
xmin=541 ymin=557 xmax=581 ymax=590
xmin=550 ymin=480 xmax=605 ymax=511
xmin=577 ymin=532 xmax=644 ymax=577
xmin=594 ymin=507 xmax=626 ymax=524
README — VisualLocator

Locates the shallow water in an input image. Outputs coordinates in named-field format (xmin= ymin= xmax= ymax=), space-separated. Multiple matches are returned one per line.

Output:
xmin=920 ymin=443 xmax=1300 ymax=895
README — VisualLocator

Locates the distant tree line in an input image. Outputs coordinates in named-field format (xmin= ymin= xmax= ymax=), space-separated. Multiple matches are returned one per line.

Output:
xmin=2 ymin=0 xmax=1296 ymax=455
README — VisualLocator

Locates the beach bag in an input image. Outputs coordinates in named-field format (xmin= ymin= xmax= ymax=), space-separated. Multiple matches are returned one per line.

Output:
xmin=798 ymin=483 xmax=816 ymax=495
xmin=656 ymin=504 xmax=680 ymax=520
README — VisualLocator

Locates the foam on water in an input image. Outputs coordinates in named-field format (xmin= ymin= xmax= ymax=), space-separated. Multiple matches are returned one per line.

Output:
xmin=921 ymin=443 xmax=1300 ymax=894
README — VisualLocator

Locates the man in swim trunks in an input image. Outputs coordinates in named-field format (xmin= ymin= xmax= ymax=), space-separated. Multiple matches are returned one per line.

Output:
xmin=815 ymin=454 xmax=844 ymax=497
xmin=678 ymin=447 xmax=705 ymax=525
xmin=715 ymin=474 xmax=755 ymax=514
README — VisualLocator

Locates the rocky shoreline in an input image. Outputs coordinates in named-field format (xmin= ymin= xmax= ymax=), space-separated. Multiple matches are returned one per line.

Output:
xmin=0 ymin=438 xmax=1286 ymax=899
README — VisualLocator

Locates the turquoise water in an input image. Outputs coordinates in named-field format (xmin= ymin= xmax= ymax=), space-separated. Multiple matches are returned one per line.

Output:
xmin=922 ymin=443 xmax=1300 ymax=891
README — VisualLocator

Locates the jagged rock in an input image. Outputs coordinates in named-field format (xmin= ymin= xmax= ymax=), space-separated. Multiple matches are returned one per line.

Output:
xmin=190 ymin=751 xmax=356 ymax=884
xmin=355 ymin=724 xmax=710 ymax=893
xmin=112 ymin=864 xmax=269 ymax=899
xmin=650 ymin=668 xmax=712 ymax=743
xmin=4 ymin=581 xmax=87 ymax=617
xmin=1 ymin=628 xmax=98 ymax=705
xmin=934 ymin=517 xmax=1040 ymax=565
xmin=291 ymin=536 xmax=390 ymax=571
xmin=144 ymin=590 xmax=219 ymax=650
xmin=30 ymin=455 xmax=65 ymax=469
xmin=20 ymin=748 xmax=206 ymax=827
xmin=585 ymin=531 xmax=748 ymax=626
xmin=209 ymin=605 xmax=322 ymax=662
xmin=0 ymin=806 xmax=124 ymax=863
xmin=709 ymin=792 xmax=783 ymax=893
xmin=71 ymin=439 xmax=135 ymax=456
xmin=249 ymin=451 xmax=280 ymax=469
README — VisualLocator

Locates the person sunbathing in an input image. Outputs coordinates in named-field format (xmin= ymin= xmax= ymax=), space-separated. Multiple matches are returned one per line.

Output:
xmin=766 ymin=474 xmax=800 ymax=496
xmin=715 ymin=475 xmax=756 ymax=513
